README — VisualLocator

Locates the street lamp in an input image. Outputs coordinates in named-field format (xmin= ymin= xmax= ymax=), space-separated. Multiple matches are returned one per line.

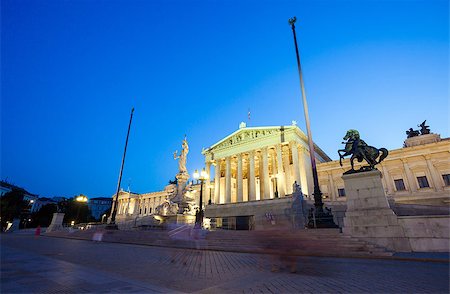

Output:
xmin=75 ymin=195 xmax=88 ymax=224
xmin=288 ymin=17 xmax=337 ymax=228
xmin=193 ymin=168 xmax=209 ymax=228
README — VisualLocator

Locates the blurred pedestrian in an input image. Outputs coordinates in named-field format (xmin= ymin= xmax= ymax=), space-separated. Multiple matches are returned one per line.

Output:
xmin=35 ymin=225 xmax=41 ymax=237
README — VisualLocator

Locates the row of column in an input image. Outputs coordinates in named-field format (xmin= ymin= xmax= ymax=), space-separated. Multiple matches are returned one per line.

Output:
xmin=210 ymin=142 xmax=310 ymax=204
xmin=117 ymin=196 xmax=165 ymax=216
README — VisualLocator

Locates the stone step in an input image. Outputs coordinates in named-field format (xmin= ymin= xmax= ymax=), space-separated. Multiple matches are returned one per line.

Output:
xmin=45 ymin=228 xmax=392 ymax=257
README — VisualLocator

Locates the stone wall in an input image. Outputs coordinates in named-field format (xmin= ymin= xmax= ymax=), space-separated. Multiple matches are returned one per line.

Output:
xmin=205 ymin=196 xmax=306 ymax=230
xmin=398 ymin=215 xmax=449 ymax=252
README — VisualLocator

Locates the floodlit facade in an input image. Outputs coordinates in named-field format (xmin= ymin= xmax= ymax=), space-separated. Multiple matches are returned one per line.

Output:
xmin=318 ymin=133 xmax=449 ymax=205
xmin=113 ymin=123 xmax=449 ymax=228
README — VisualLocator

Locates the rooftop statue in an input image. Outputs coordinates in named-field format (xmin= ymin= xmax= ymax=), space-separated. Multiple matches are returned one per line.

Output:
xmin=406 ymin=128 xmax=420 ymax=138
xmin=338 ymin=129 xmax=388 ymax=173
xmin=418 ymin=120 xmax=430 ymax=135
xmin=406 ymin=120 xmax=431 ymax=138
xmin=173 ymin=136 xmax=189 ymax=174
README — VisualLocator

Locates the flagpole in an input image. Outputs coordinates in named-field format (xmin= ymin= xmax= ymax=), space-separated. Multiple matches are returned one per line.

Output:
xmin=288 ymin=17 xmax=337 ymax=228
xmin=108 ymin=107 xmax=135 ymax=227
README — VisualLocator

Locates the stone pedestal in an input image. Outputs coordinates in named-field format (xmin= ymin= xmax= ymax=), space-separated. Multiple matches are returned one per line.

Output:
xmin=47 ymin=213 xmax=65 ymax=232
xmin=342 ymin=170 xmax=411 ymax=252
xmin=164 ymin=214 xmax=196 ymax=226
xmin=404 ymin=133 xmax=440 ymax=147
xmin=175 ymin=173 xmax=189 ymax=199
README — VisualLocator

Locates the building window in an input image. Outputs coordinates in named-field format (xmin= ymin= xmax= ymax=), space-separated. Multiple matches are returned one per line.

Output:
xmin=144 ymin=207 xmax=147 ymax=214
xmin=442 ymin=174 xmax=450 ymax=186
xmin=417 ymin=176 xmax=430 ymax=188
xmin=337 ymin=188 xmax=346 ymax=197
xmin=394 ymin=179 xmax=406 ymax=191
xmin=149 ymin=207 xmax=152 ymax=213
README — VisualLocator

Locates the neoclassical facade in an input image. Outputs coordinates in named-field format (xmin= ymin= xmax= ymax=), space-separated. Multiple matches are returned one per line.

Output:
xmin=112 ymin=124 xmax=449 ymax=226
xmin=201 ymin=122 xmax=330 ymax=205
xmin=318 ymin=134 xmax=450 ymax=205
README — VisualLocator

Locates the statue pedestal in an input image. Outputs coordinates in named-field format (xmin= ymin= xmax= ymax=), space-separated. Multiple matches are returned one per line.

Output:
xmin=164 ymin=214 xmax=196 ymax=226
xmin=342 ymin=170 xmax=411 ymax=252
xmin=47 ymin=213 xmax=65 ymax=233
xmin=175 ymin=173 xmax=189 ymax=199
xmin=404 ymin=133 xmax=440 ymax=147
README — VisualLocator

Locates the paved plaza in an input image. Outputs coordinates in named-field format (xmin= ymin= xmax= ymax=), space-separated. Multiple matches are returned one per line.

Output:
xmin=1 ymin=234 xmax=449 ymax=293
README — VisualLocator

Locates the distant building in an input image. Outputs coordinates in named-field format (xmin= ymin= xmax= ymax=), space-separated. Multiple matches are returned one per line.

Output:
xmin=0 ymin=180 xmax=39 ymax=211
xmin=31 ymin=197 xmax=58 ymax=212
xmin=51 ymin=196 xmax=67 ymax=203
xmin=88 ymin=197 xmax=112 ymax=220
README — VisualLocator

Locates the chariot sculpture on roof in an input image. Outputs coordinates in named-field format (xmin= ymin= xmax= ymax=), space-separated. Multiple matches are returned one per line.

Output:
xmin=406 ymin=120 xmax=431 ymax=138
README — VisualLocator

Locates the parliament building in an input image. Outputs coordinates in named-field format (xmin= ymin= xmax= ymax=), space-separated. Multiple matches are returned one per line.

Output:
xmin=113 ymin=122 xmax=449 ymax=230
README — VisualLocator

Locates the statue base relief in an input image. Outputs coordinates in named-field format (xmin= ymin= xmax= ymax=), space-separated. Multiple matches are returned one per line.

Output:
xmin=342 ymin=170 xmax=411 ymax=252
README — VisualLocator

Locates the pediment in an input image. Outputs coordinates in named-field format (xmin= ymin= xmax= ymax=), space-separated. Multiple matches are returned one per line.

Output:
xmin=204 ymin=126 xmax=298 ymax=154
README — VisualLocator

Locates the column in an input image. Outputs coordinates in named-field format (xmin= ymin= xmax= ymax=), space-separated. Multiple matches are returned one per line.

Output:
xmin=327 ymin=172 xmax=336 ymax=200
xmin=380 ymin=164 xmax=394 ymax=194
xmin=401 ymin=159 xmax=417 ymax=192
xmin=237 ymin=153 xmax=243 ymax=202
xmin=248 ymin=150 xmax=256 ymax=201
xmin=424 ymin=156 xmax=443 ymax=191
xmin=282 ymin=145 xmax=292 ymax=194
xmin=275 ymin=144 xmax=286 ymax=197
xmin=225 ymin=156 xmax=232 ymax=203
xmin=290 ymin=142 xmax=301 ymax=188
xmin=214 ymin=159 xmax=221 ymax=204
xmin=299 ymin=147 xmax=314 ymax=199
xmin=261 ymin=147 xmax=270 ymax=200
xmin=205 ymin=161 xmax=211 ymax=203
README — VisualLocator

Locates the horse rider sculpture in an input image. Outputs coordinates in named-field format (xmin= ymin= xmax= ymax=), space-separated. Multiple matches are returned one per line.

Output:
xmin=338 ymin=129 xmax=388 ymax=173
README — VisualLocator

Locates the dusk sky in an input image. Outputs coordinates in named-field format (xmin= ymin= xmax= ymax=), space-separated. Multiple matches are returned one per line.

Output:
xmin=2 ymin=0 xmax=448 ymax=199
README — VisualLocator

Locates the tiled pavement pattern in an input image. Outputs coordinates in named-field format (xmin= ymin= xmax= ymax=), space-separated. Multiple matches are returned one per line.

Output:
xmin=1 ymin=234 xmax=449 ymax=293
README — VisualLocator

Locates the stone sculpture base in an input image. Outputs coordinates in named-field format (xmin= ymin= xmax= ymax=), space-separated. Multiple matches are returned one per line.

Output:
xmin=47 ymin=213 xmax=65 ymax=233
xmin=163 ymin=214 xmax=196 ymax=226
xmin=404 ymin=133 xmax=440 ymax=147
xmin=175 ymin=173 xmax=189 ymax=201
xmin=342 ymin=170 xmax=411 ymax=252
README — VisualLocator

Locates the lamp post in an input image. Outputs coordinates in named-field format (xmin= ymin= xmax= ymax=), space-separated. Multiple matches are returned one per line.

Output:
xmin=193 ymin=168 xmax=209 ymax=228
xmin=288 ymin=17 xmax=337 ymax=228
xmin=75 ymin=195 xmax=88 ymax=224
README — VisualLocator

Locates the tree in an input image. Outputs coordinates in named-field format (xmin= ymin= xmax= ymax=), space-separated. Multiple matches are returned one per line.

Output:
xmin=0 ymin=189 xmax=26 ymax=231
xmin=62 ymin=198 xmax=90 ymax=224
xmin=31 ymin=203 xmax=57 ymax=227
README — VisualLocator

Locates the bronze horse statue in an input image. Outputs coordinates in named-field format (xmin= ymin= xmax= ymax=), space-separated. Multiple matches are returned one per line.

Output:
xmin=338 ymin=130 xmax=388 ymax=172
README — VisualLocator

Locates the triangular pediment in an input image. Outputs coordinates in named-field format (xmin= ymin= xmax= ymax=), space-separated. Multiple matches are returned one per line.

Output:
xmin=202 ymin=124 xmax=331 ymax=162
xmin=203 ymin=125 xmax=301 ymax=154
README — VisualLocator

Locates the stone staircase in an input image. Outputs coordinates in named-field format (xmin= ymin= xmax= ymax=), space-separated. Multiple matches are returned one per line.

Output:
xmin=45 ymin=227 xmax=392 ymax=258
xmin=202 ymin=229 xmax=393 ymax=257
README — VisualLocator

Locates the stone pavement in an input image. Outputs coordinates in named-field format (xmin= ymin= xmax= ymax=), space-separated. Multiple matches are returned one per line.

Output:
xmin=1 ymin=234 xmax=449 ymax=293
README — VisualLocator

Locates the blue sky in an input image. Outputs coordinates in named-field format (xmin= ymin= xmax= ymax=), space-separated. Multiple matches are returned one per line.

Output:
xmin=2 ymin=0 xmax=448 ymax=198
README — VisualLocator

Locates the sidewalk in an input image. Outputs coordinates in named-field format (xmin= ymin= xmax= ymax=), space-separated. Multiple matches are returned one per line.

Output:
xmin=1 ymin=234 xmax=449 ymax=293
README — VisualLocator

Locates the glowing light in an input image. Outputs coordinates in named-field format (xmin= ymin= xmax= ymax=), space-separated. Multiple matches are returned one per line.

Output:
xmin=193 ymin=169 xmax=199 ymax=179
xmin=75 ymin=195 xmax=88 ymax=202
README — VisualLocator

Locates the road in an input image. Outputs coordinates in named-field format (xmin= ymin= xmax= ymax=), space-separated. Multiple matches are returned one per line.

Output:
xmin=1 ymin=234 xmax=449 ymax=293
